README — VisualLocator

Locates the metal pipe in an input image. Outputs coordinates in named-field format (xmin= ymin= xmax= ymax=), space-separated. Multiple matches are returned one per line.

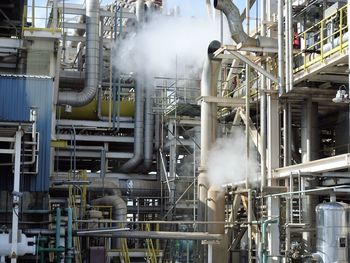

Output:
xmin=278 ymin=0 xmax=285 ymax=94
xmin=77 ymin=230 xmax=222 ymax=241
xmin=285 ymin=0 xmax=290 ymax=93
xmin=55 ymin=208 xmax=61 ymax=263
xmin=141 ymin=86 xmax=154 ymax=170
xmin=288 ymin=0 xmax=293 ymax=93
xmin=58 ymin=0 xmax=100 ymax=106
xmin=261 ymin=218 xmax=278 ymax=263
xmin=214 ymin=0 xmax=256 ymax=46
xmin=66 ymin=207 xmax=73 ymax=263
xmin=91 ymin=194 xmax=127 ymax=248
xmin=198 ymin=40 xmax=222 ymax=230
xmin=10 ymin=129 xmax=22 ymax=263
xmin=119 ymin=80 xmax=144 ymax=172
xmin=260 ymin=0 xmax=267 ymax=190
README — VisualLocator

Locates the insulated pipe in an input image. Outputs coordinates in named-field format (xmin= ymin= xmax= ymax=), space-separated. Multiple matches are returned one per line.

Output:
xmin=136 ymin=0 xmax=145 ymax=23
xmin=213 ymin=0 xmax=256 ymax=46
xmin=91 ymin=195 xmax=127 ymax=248
xmin=142 ymin=87 xmax=154 ymax=170
xmin=58 ymin=0 xmax=100 ymax=106
xmin=278 ymin=0 xmax=285 ymax=95
xmin=198 ymin=40 xmax=223 ymax=263
xmin=120 ymin=81 xmax=144 ymax=172
xmin=214 ymin=0 xmax=277 ymax=48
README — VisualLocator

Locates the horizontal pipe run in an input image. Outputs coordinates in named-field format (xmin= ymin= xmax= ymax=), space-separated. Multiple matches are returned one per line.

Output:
xmin=266 ymin=185 xmax=350 ymax=198
xmin=75 ymin=220 xmax=227 ymax=224
xmin=77 ymin=230 xmax=223 ymax=241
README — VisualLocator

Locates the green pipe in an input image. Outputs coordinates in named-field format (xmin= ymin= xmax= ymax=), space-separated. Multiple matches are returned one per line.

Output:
xmin=66 ymin=207 xmax=73 ymax=263
xmin=56 ymin=207 xmax=61 ymax=263
xmin=38 ymin=247 xmax=65 ymax=253
xmin=260 ymin=218 xmax=278 ymax=263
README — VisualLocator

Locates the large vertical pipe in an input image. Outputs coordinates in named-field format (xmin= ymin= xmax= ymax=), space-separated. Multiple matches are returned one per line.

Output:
xmin=301 ymin=98 xmax=319 ymax=258
xmin=198 ymin=40 xmax=222 ymax=263
xmin=288 ymin=0 xmax=293 ymax=92
xmin=58 ymin=0 xmax=100 ymax=106
xmin=245 ymin=1 xmax=252 ymax=262
xmin=207 ymin=186 xmax=227 ymax=262
xmin=10 ymin=130 xmax=22 ymax=263
xmin=278 ymin=0 xmax=285 ymax=95
xmin=142 ymin=87 xmax=155 ymax=170
xmin=285 ymin=0 xmax=290 ymax=93
xmin=120 ymin=80 xmax=144 ymax=172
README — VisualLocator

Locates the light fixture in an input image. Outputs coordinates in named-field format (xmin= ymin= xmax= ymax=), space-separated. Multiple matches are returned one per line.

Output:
xmin=332 ymin=85 xmax=350 ymax=103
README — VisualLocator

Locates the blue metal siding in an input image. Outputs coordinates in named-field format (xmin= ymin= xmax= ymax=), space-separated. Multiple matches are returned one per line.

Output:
xmin=0 ymin=76 xmax=53 ymax=192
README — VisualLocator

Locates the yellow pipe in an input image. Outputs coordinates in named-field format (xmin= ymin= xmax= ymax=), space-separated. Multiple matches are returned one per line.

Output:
xmin=58 ymin=99 xmax=134 ymax=120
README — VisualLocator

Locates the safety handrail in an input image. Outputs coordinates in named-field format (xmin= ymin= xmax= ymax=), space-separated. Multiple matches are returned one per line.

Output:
xmin=294 ymin=4 xmax=348 ymax=73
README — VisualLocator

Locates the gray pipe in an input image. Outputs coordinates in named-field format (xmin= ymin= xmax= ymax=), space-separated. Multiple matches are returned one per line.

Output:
xmin=214 ymin=0 xmax=256 ymax=46
xmin=142 ymin=87 xmax=154 ymax=170
xmin=91 ymin=194 xmax=127 ymax=248
xmin=120 ymin=81 xmax=144 ymax=172
xmin=91 ymin=195 xmax=127 ymax=223
xmin=214 ymin=0 xmax=277 ymax=48
xmin=58 ymin=0 xmax=100 ymax=106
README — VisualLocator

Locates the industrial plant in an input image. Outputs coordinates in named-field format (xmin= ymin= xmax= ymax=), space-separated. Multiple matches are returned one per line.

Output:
xmin=0 ymin=0 xmax=349 ymax=262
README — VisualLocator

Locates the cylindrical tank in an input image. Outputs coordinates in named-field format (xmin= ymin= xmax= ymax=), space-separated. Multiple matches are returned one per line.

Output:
xmin=315 ymin=202 xmax=350 ymax=263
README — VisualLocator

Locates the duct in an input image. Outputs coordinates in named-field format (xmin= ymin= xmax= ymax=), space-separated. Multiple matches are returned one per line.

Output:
xmin=58 ymin=0 xmax=100 ymax=107
xmin=120 ymin=81 xmax=144 ymax=172
xmin=214 ymin=0 xmax=277 ymax=48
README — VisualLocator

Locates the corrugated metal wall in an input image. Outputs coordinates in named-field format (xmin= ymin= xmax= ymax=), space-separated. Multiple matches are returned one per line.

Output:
xmin=0 ymin=75 xmax=53 ymax=192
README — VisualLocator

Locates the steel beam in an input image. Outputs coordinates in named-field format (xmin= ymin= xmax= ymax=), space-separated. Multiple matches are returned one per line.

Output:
xmin=273 ymin=154 xmax=350 ymax=178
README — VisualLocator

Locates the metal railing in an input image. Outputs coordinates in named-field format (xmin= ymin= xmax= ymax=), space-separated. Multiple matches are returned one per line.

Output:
xmin=294 ymin=4 xmax=348 ymax=73
xmin=22 ymin=3 xmax=62 ymax=34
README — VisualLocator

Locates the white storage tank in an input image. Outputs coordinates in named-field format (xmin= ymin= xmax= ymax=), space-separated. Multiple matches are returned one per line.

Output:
xmin=314 ymin=202 xmax=350 ymax=263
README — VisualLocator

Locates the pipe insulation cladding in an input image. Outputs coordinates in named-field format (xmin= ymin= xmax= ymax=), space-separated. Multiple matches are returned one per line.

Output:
xmin=58 ymin=0 xmax=100 ymax=106
xmin=214 ymin=0 xmax=277 ymax=48
xmin=313 ymin=202 xmax=350 ymax=263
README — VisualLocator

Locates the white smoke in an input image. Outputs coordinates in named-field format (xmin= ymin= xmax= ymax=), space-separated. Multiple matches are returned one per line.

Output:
xmin=114 ymin=13 xmax=231 ymax=79
xmin=207 ymin=127 xmax=259 ymax=188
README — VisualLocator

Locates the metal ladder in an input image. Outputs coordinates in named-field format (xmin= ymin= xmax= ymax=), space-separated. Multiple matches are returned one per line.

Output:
xmin=120 ymin=238 xmax=131 ymax=263
xmin=145 ymin=224 xmax=157 ymax=263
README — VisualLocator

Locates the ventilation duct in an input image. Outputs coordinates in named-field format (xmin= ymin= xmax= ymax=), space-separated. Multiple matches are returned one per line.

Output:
xmin=58 ymin=0 xmax=100 ymax=106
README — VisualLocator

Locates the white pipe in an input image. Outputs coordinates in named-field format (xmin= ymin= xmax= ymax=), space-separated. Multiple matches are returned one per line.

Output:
xmin=260 ymin=0 xmax=267 ymax=189
xmin=0 ymin=233 xmax=36 ymax=261
xmin=11 ymin=129 xmax=22 ymax=263
xmin=198 ymin=40 xmax=222 ymax=234
xmin=278 ymin=0 xmax=285 ymax=94
xmin=285 ymin=0 xmax=290 ymax=93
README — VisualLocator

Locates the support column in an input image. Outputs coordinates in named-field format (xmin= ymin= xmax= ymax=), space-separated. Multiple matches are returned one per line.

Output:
xmin=11 ymin=129 xmax=22 ymax=263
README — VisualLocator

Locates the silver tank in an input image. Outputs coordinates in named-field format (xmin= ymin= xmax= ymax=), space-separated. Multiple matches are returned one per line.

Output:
xmin=315 ymin=202 xmax=350 ymax=263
